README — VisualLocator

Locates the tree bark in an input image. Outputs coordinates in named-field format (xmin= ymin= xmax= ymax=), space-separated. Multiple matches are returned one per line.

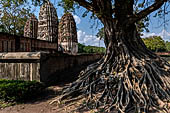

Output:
xmin=58 ymin=0 xmax=170 ymax=112
xmin=60 ymin=18 xmax=170 ymax=112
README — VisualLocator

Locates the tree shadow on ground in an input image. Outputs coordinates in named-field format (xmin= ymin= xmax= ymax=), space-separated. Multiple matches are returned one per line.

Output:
xmin=44 ymin=60 xmax=98 ymax=87
xmin=21 ymin=61 xmax=94 ymax=105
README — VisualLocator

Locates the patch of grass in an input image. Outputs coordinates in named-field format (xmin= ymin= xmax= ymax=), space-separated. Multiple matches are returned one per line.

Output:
xmin=0 ymin=100 xmax=16 ymax=109
xmin=0 ymin=79 xmax=45 ymax=102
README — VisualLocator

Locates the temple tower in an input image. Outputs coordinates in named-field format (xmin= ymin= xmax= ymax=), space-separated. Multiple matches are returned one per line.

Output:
xmin=58 ymin=13 xmax=78 ymax=54
xmin=38 ymin=0 xmax=58 ymax=43
xmin=24 ymin=15 xmax=38 ymax=38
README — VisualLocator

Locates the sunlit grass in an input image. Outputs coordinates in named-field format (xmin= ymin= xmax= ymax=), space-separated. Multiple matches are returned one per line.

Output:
xmin=0 ymin=100 xmax=16 ymax=108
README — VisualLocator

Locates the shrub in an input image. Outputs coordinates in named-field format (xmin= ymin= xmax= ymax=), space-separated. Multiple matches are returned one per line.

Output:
xmin=78 ymin=43 xmax=106 ymax=53
xmin=0 ymin=79 xmax=45 ymax=102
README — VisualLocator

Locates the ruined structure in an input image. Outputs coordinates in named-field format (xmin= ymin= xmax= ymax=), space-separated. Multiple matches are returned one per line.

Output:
xmin=24 ymin=15 xmax=38 ymax=38
xmin=38 ymin=0 xmax=58 ymax=43
xmin=58 ymin=13 xmax=78 ymax=54
xmin=0 ymin=32 xmax=57 ymax=52
xmin=2 ymin=0 xmax=78 ymax=54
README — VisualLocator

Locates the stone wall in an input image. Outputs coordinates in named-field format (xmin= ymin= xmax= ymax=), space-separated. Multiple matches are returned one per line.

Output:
xmin=0 ymin=32 xmax=57 ymax=52
xmin=0 ymin=52 xmax=103 ymax=84
xmin=0 ymin=52 xmax=41 ymax=81
xmin=0 ymin=33 xmax=16 ymax=52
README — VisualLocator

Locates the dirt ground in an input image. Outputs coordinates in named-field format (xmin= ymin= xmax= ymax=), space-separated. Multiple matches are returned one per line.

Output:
xmin=0 ymin=84 xmax=169 ymax=113
xmin=0 ymin=85 xmax=90 ymax=113
xmin=0 ymin=64 xmax=91 ymax=113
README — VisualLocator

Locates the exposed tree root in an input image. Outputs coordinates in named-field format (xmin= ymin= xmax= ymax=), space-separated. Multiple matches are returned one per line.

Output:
xmin=57 ymin=49 xmax=170 ymax=113
xmin=55 ymin=29 xmax=170 ymax=112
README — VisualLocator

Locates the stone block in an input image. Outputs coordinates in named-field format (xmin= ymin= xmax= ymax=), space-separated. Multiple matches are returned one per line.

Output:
xmin=0 ymin=52 xmax=103 ymax=85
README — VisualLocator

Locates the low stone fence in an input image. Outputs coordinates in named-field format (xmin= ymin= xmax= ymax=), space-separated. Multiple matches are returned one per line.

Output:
xmin=0 ymin=52 xmax=103 ymax=84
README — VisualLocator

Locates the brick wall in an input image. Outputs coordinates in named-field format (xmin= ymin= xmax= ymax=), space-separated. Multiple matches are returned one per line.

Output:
xmin=0 ymin=32 xmax=57 ymax=52
xmin=0 ymin=33 xmax=16 ymax=52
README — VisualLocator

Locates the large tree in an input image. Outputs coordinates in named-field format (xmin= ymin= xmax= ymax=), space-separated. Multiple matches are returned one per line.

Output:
xmin=14 ymin=0 xmax=170 ymax=112
xmin=59 ymin=0 xmax=170 ymax=113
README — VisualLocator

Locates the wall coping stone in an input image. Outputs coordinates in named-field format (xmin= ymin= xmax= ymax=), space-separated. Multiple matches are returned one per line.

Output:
xmin=0 ymin=52 xmax=42 ymax=59
xmin=0 ymin=52 xmax=104 ymax=60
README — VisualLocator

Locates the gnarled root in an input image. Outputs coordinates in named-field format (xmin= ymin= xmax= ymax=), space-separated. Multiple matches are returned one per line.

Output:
xmin=59 ymin=52 xmax=170 ymax=113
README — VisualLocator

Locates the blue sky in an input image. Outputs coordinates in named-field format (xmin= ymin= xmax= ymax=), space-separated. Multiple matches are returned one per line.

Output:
xmin=142 ymin=8 xmax=170 ymax=41
xmin=31 ymin=0 xmax=104 ymax=47
xmin=30 ymin=0 xmax=170 ymax=47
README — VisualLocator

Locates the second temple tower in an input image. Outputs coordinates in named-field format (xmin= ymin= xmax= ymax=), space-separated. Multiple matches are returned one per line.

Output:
xmin=38 ymin=0 xmax=58 ymax=43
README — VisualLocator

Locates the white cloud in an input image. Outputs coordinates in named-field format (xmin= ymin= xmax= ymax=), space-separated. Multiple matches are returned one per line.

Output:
xmin=142 ymin=32 xmax=157 ymax=38
xmin=158 ymin=29 xmax=170 ymax=40
xmin=77 ymin=30 xmax=86 ymax=43
xmin=142 ymin=29 xmax=170 ymax=41
xmin=58 ymin=16 xmax=61 ymax=19
xmin=73 ymin=15 xmax=81 ymax=24
xmin=77 ymin=30 xmax=105 ymax=47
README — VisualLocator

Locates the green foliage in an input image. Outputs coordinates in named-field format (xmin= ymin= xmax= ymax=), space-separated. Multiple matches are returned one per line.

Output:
xmin=136 ymin=17 xmax=150 ymax=34
xmin=78 ymin=43 xmax=86 ymax=53
xmin=165 ymin=41 xmax=170 ymax=52
xmin=0 ymin=0 xmax=32 ymax=35
xmin=59 ymin=0 xmax=75 ymax=13
xmin=0 ymin=25 xmax=7 ymax=33
xmin=96 ymin=28 xmax=105 ymax=40
xmin=78 ymin=43 xmax=105 ymax=54
xmin=0 ymin=100 xmax=15 ymax=108
xmin=0 ymin=79 xmax=45 ymax=102
xmin=142 ymin=36 xmax=166 ymax=52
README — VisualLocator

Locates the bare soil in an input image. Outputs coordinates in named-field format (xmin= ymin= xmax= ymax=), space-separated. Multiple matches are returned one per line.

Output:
xmin=0 ymin=62 xmax=94 ymax=113
xmin=0 ymin=84 xmax=169 ymax=113
xmin=0 ymin=85 xmax=169 ymax=113
xmin=0 ymin=84 xmax=89 ymax=113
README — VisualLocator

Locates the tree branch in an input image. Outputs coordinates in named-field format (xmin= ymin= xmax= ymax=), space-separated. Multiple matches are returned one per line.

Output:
xmin=74 ymin=0 xmax=114 ymax=22
xmin=128 ymin=0 xmax=167 ymax=24
xmin=73 ymin=0 xmax=94 ymax=12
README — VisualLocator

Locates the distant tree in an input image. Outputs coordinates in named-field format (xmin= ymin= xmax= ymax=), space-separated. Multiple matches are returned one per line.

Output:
xmin=96 ymin=27 xmax=108 ymax=47
xmin=96 ymin=28 xmax=105 ymax=40
xmin=142 ymin=36 xmax=166 ymax=52
xmin=0 ymin=0 xmax=32 ymax=35
xmin=0 ymin=24 xmax=7 ymax=33
xmin=78 ymin=43 xmax=105 ymax=53
xmin=165 ymin=41 xmax=170 ymax=52
xmin=83 ymin=45 xmax=105 ymax=53
xmin=78 ymin=43 xmax=86 ymax=53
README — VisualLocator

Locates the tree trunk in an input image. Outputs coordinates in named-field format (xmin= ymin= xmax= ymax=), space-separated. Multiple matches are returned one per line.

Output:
xmin=59 ymin=18 xmax=170 ymax=112
xmin=59 ymin=1 xmax=170 ymax=112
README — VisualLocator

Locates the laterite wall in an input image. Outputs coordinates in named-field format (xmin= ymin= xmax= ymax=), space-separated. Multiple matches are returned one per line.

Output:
xmin=0 ymin=52 xmax=103 ymax=84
